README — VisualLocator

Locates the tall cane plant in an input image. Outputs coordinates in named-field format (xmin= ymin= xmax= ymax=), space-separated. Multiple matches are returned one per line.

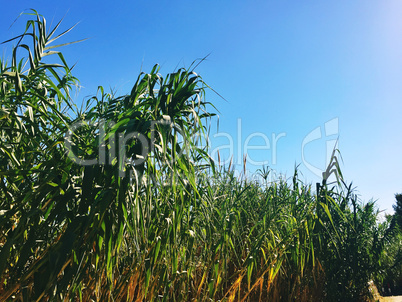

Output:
xmin=0 ymin=11 xmax=215 ymax=301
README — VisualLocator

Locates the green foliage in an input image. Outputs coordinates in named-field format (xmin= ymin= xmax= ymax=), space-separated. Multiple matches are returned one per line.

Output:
xmin=394 ymin=194 xmax=402 ymax=229
xmin=373 ymin=194 xmax=402 ymax=295
xmin=0 ymin=11 xmax=398 ymax=302
xmin=0 ymin=11 xmax=214 ymax=301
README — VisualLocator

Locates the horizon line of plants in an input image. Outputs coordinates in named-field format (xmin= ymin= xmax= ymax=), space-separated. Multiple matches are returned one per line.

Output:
xmin=0 ymin=11 xmax=400 ymax=302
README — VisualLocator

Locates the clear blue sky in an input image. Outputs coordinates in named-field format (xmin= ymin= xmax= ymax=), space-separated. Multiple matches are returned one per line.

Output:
xmin=2 ymin=1 xmax=402 ymax=214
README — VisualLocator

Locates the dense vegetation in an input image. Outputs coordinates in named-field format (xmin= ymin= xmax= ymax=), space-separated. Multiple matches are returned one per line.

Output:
xmin=0 ymin=12 xmax=400 ymax=301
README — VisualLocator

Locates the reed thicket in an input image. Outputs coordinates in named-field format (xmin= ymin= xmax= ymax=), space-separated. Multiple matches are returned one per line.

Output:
xmin=0 ymin=11 xmax=400 ymax=302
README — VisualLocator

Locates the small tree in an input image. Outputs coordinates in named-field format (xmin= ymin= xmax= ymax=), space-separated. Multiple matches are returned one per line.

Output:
xmin=393 ymin=194 xmax=402 ymax=230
